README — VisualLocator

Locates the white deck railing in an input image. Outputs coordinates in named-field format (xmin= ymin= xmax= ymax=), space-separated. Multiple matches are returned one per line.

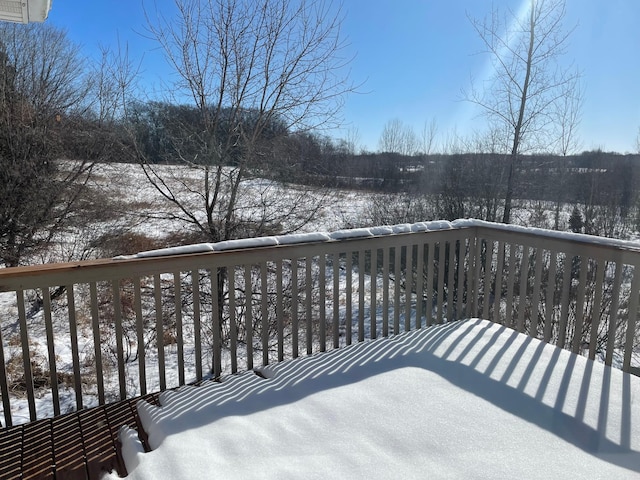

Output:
xmin=0 ymin=220 xmax=638 ymax=427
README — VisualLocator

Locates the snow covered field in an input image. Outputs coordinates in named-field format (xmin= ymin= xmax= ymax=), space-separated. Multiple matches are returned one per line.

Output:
xmin=60 ymin=162 xmax=581 ymax=262
xmin=107 ymin=319 xmax=640 ymax=479
xmin=85 ymin=162 xmax=368 ymax=243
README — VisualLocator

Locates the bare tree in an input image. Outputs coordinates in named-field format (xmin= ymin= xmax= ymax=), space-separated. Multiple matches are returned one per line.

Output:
xmin=441 ymin=127 xmax=464 ymax=155
xmin=553 ymin=78 xmax=583 ymax=157
xmin=363 ymin=193 xmax=436 ymax=227
xmin=465 ymin=0 xmax=580 ymax=224
xmin=378 ymin=118 xmax=419 ymax=156
xmin=551 ymin=76 xmax=583 ymax=229
xmin=130 ymin=0 xmax=352 ymax=244
xmin=343 ymin=126 xmax=361 ymax=155
xmin=93 ymin=43 xmax=140 ymax=126
xmin=434 ymin=130 xmax=507 ymax=222
xmin=420 ymin=117 xmax=438 ymax=155
xmin=119 ymin=0 xmax=354 ymax=366
xmin=0 ymin=23 xmax=94 ymax=266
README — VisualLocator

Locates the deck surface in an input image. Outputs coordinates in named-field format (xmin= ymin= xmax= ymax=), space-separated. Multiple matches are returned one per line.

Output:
xmin=0 ymin=393 xmax=159 ymax=480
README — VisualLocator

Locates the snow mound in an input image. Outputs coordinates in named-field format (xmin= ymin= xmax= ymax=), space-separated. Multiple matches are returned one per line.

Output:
xmin=410 ymin=222 xmax=429 ymax=232
xmin=329 ymin=228 xmax=373 ymax=239
xmin=389 ymin=223 xmax=411 ymax=233
xmin=118 ymin=425 xmax=145 ymax=471
xmin=212 ymin=237 xmax=279 ymax=251
xmin=425 ymin=220 xmax=452 ymax=230
xmin=134 ymin=243 xmax=214 ymax=258
xmin=369 ymin=226 xmax=394 ymax=236
xmin=274 ymin=232 xmax=331 ymax=244
xmin=253 ymin=366 xmax=276 ymax=379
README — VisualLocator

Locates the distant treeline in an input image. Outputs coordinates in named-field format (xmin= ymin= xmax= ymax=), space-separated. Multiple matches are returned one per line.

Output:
xmin=283 ymin=147 xmax=639 ymax=209
xmin=21 ymin=93 xmax=632 ymax=212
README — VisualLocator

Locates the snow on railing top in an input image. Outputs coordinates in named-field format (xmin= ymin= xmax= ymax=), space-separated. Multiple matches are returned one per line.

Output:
xmin=115 ymin=218 xmax=640 ymax=260
xmin=115 ymin=220 xmax=455 ymax=260
xmin=453 ymin=219 xmax=640 ymax=251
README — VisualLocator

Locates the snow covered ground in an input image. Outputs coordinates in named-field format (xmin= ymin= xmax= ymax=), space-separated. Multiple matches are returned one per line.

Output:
xmin=107 ymin=319 xmax=640 ymax=479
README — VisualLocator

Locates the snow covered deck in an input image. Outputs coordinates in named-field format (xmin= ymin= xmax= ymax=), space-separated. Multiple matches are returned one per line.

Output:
xmin=109 ymin=319 xmax=640 ymax=479
xmin=3 ymin=319 xmax=638 ymax=479
xmin=0 ymin=220 xmax=639 ymax=477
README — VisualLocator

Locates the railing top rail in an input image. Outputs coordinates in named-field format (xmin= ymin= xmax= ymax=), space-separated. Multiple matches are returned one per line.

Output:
xmin=4 ymin=218 xmax=640 ymax=292
xmin=0 ymin=222 xmax=470 ymax=291
xmin=457 ymin=219 xmax=640 ymax=255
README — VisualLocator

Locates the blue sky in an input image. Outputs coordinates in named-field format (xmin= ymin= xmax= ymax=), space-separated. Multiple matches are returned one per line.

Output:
xmin=47 ymin=0 xmax=640 ymax=154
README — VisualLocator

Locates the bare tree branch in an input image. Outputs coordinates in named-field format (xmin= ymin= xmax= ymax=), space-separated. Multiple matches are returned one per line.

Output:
xmin=378 ymin=118 xmax=419 ymax=156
